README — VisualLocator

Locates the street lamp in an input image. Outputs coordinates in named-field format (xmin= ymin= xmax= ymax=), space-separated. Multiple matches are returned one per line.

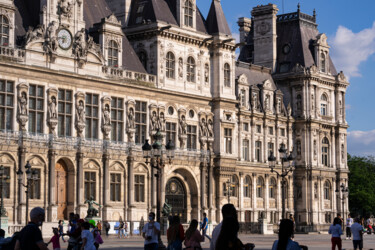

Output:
xmin=0 ymin=165 xmax=10 ymax=229
xmin=17 ymin=161 xmax=38 ymax=225
xmin=335 ymin=183 xmax=349 ymax=219
xmin=142 ymin=129 xmax=175 ymax=247
xmin=268 ymin=144 xmax=294 ymax=219
xmin=224 ymin=179 xmax=233 ymax=204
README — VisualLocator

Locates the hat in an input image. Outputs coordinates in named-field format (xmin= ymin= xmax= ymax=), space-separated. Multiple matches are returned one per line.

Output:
xmin=89 ymin=220 xmax=96 ymax=227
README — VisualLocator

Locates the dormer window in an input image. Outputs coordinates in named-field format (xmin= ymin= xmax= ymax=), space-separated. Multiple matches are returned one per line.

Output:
xmin=0 ymin=15 xmax=9 ymax=46
xmin=320 ymin=94 xmax=328 ymax=116
xmin=320 ymin=52 xmax=326 ymax=73
xmin=108 ymin=40 xmax=119 ymax=67
xmin=184 ymin=0 xmax=193 ymax=27
xmin=224 ymin=63 xmax=231 ymax=87
xmin=186 ymin=56 xmax=195 ymax=82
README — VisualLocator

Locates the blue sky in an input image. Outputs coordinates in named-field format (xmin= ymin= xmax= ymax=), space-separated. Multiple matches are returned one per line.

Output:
xmin=198 ymin=0 xmax=375 ymax=156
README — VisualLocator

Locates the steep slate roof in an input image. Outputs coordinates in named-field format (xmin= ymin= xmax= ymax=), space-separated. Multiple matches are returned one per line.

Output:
xmin=205 ymin=0 xmax=231 ymax=36
xmin=235 ymin=62 xmax=274 ymax=86
xmin=14 ymin=0 xmax=41 ymax=45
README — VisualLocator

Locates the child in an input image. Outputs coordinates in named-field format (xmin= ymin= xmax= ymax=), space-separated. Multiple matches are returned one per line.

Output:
xmin=58 ymin=220 xmax=65 ymax=242
xmin=47 ymin=228 xmax=61 ymax=250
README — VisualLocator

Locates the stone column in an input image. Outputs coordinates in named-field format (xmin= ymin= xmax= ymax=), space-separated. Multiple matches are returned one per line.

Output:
xmin=17 ymin=144 xmax=27 ymax=224
xmin=342 ymin=92 xmax=346 ymax=123
xmin=265 ymin=174 xmax=269 ymax=218
xmin=208 ymin=157 xmax=214 ymax=222
xmin=102 ymin=153 xmax=110 ymax=220
xmin=252 ymin=173 xmax=257 ymax=220
xmin=127 ymin=150 xmax=134 ymax=221
xmin=239 ymin=172 xmax=244 ymax=221
xmin=200 ymin=162 xmax=207 ymax=211
xmin=151 ymin=167 xmax=157 ymax=213
xmin=76 ymin=151 xmax=85 ymax=217
xmin=48 ymin=149 xmax=57 ymax=222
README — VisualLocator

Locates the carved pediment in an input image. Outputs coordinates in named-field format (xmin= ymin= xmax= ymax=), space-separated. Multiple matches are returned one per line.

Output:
xmin=105 ymin=14 xmax=122 ymax=26
xmin=109 ymin=162 xmax=125 ymax=172
xmin=237 ymin=74 xmax=248 ymax=85
xmin=84 ymin=160 xmax=100 ymax=169
xmin=134 ymin=164 xmax=148 ymax=173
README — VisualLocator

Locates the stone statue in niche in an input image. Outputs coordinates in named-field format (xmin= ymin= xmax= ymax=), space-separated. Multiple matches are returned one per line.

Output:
xmin=179 ymin=115 xmax=187 ymax=135
xmin=296 ymin=95 xmax=302 ymax=113
xmin=18 ymin=91 xmax=28 ymax=116
xmin=277 ymin=98 xmax=281 ymax=113
xmin=311 ymin=94 xmax=315 ymax=112
xmin=252 ymin=93 xmax=258 ymax=110
xmin=178 ymin=58 xmax=183 ymax=79
xmin=313 ymin=140 xmax=317 ymax=157
xmin=314 ymin=182 xmax=318 ymax=199
xmin=297 ymin=140 xmax=301 ymax=156
xmin=58 ymin=0 xmax=74 ymax=18
xmin=102 ymin=104 xmax=111 ymax=125
xmin=76 ymin=100 xmax=85 ymax=123
xmin=296 ymin=183 xmax=302 ymax=200
xmin=199 ymin=118 xmax=208 ymax=137
xmin=339 ymin=100 xmax=342 ymax=115
xmin=150 ymin=111 xmax=159 ymax=131
xmin=128 ymin=108 xmax=135 ymax=129
xmin=25 ymin=25 xmax=45 ymax=45
xmin=264 ymin=95 xmax=270 ymax=111
xmin=48 ymin=96 xmax=57 ymax=119
xmin=204 ymin=64 xmax=209 ymax=83
xmin=73 ymin=28 xmax=87 ymax=60
xmin=159 ymin=112 xmax=166 ymax=132
xmin=207 ymin=119 xmax=214 ymax=138
xmin=341 ymin=144 xmax=345 ymax=162
xmin=44 ymin=21 xmax=58 ymax=54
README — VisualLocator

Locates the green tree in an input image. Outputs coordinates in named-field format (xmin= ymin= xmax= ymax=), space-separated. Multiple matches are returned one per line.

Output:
xmin=348 ymin=154 xmax=375 ymax=217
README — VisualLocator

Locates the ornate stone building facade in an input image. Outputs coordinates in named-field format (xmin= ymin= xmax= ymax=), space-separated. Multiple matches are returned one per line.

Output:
xmin=0 ymin=0 xmax=349 ymax=231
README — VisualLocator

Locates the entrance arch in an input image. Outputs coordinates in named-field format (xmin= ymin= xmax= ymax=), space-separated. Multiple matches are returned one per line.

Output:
xmin=165 ymin=177 xmax=187 ymax=223
xmin=56 ymin=160 xmax=68 ymax=220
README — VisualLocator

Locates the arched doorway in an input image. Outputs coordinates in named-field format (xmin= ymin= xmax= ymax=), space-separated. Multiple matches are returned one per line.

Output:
xmin=56 ymin=160 xmax=68 ymax=220
xmin=165 ymin=177 xmax=187 ymax=223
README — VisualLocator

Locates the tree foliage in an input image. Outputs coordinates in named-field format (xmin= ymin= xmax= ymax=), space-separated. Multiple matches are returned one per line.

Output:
xmin=348 ymin=154 xmax=375 ymax=217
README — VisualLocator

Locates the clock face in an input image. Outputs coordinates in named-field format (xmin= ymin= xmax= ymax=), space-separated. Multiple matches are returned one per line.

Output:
xmin=57 ymin=29 xmax=72 ymax=50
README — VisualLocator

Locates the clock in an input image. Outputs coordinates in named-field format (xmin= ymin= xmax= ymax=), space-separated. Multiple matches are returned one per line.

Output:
xmin=57 ymin=29 xmax=72 ymax=50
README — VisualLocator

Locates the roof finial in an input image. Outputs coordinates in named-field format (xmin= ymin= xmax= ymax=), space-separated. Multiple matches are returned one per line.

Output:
xmin=313 ymin=9 xmax=316 ymax=20
xmin=297 ymin=3 xmax=300 ymax=12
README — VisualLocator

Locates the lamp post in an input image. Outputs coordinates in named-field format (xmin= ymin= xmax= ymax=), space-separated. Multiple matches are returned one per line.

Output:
xmin=335 ymin=183 xmax=349 ymax=219
xmin=17 ymin=161 xmax=38 ymax=225
xmin=0 ymin=165 xmax=10 ymax=229
xmin=268 ymin=144 xmax=294 ymax=219
xmin=142 ymin=129 xmax=175 ymax=247
xmin=224 ymin=179 xmax=233 ymax=204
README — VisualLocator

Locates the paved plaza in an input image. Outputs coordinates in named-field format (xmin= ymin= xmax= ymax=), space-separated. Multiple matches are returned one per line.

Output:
xmin=56 ymin=233 xmax=375 ymax=250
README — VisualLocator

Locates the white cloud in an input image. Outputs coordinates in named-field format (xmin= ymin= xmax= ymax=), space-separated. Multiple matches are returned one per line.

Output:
xmin=347 ymin=129 xmax=375 ymax=156
xmin=330 ymin=22 xmax=375 ymax=78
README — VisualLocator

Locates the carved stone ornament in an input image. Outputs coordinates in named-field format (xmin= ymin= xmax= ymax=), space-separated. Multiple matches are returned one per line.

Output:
xmin=337 ymin=71 xmax=347 ymax=82
xmin=75 ymin=92 xmax=86 ymax=137
xmin=287 ymin=103 xmax=292 ymax=116
xmin=43 ymin=21 xmax=59 ymax=55
xmin=126 ymin=100 xmax=136 ymax=142
xmin=101 ymin=96 xmax=112 ymax=140
xmin=178 ymin=109 xmax=187 ymax=149
xmin=17 ymin=83 xmax=29 ymax=131
xmin=292 ymin=63 xmax=306 ymax=74
xmin=58 ymin=0 xmax=74 ymax=18
xmin=25 ymin=24 xmax=45 ymax=46
xmin=47 ymin=88 xmax=58 ymax=134
xmin=87 ymin=36 xmax=105 ymax=63
xmin=73 ymin=28 xmax=87 ymax=62
xmin=307 ymin=64 xmax=318 ymax=74
xmin=158 ymin=106 xmax=166 ymax=133
xmin=256 ymin=21 xmax=270 ymax=35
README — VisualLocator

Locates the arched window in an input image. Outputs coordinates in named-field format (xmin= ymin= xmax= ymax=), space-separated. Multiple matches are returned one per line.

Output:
xmin=166 ymin=52 xmax=175 ymax=79
xmin=230 ymin=175 xmax=239 ymax=197
xmin=184 ymin=0 xmax=193 ymax=27
xmin=108 ymin=40 xmax=119 ymax=67
xmin=322 ymin=137 xmax=329 ymax=166
xmin=186 ymin=56 xmax=195 ymax=82
xmin=324 ymin=180 xmax=331 ymax=200
xmin=320 ymin=94 xmax=328 ymax=116
xmin=256 ymin=177 xmax=264 ymax=198
xmin=224 ymin=63 xmax=231 ymax=87
xmin=138 ymin=51 xmax=148 ymax=71
xmin=0 ymin=15 xmax=9 ymax=46
xmin=320 ymin=52 xmax=326 ymax=72
xmin=244 ymin=176 xmax=251 ymax=198
xmin=269 ymin=178 xmax=276 ymax=199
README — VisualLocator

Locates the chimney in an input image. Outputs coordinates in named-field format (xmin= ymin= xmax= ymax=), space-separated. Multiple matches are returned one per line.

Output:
xmin=237 ymin=17 xmax=251 ymax=50
xmin=251 ymin=4 xmax=278 ymax=72
xmin=105 ymin=0 xmax=132 ymax=26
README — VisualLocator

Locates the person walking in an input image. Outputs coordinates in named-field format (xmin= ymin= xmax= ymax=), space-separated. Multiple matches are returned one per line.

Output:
xmin=329 ymin=217 xmax=343 ymax=250
xmin=351 ymin=218 xmax=364 ymax=250
xmin=14 ymin=207 xmax=48 ymax=250
xmin=142 ymin=212 xmax=160 ymax=250
xmin=46 ymin=228 xmax=61 ymax=250
xmin=346 ymin=214 xmax=353 ymax=240
xmin=118 ymin=220 xmax=125 ymax=238
xmin=200 ymin=213 xmax=208 ymax=242
xmin=124 ymin=221 xmax=129 ymax=238
xmin=57 ymin=220 xmax=65 ymax=242
xmin=97 ymin=221 xmax=102 ymax=235
xmin=167 ymin=216 xmax=184 ymax=250
xmin=184 ymin=219 xmax=204 ymax=250
xmin=104 ymin=221 xmax=110 ymax=238
xmin=81 ymin=222 xmax=96 ymax=250
xmin=210 ymin=204 xmax=237 ymax=250
xmin=272 ymin=219 xmax=301 ymax=250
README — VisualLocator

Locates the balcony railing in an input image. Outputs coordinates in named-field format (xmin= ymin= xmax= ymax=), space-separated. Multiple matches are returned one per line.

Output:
xmin=0 ymin=45 xmax=26 ymax=62
xmin=102 ymin=66 xmax=156 ymax=86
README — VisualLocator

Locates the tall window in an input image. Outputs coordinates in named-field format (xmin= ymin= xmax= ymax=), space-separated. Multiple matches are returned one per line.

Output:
xmin=135 ymin=101 xmax=147 ymax=144
xmin=280 ymin=128 xmax=286 ymax=137
xmin=242 ymin=139 xmax=249 ymax=161
xmin=134 ymin=175 xmax=145 ymax=202
xmin=256 ymin=177 xmax=264 ymax=198
xmin=187 ymin=125 xmax=197 ymax=150
xmin=166 ymin=122 xmax=176 ymax=145
xmin=230 ymin=175 xmax=238 ymax=197
xmin=58 ymin=89 xmax=72 ymax=137
xmin=85 ymin=93 xmax=99 ymax=139
xmin=268 ymin=142 xmax=274 ymax=158
xmin=0 ymin=15 xmax=9 ymax=46
xmin=111 ymin=97 xmax=124 ymax=142
xmin=30 ymin=169 xmax=41 ymax=199
xmin=0 ymin=80 xmax=14 ymax=131
xmin=268 ymin=126 xmax=274 ymax=135
xmin=244 ymin=176 xmax=251 ymax=198
xmin=184 ymin=0 xmax=193 ymax=27
xmin=166 ymin=52 xmax=175 ymax=79
xmin=320 ymin=52 xmax=326 ymax=72
xmin=224 ymin=128 xmax=232 ymax=154
xmin=108 ymin=40 xmax=119 ymax=67
xmin=29 ymin=84 xmax=44 ymax=134
xmin=255 ymin=141 xmax=262 ymax=162
xmin=110 ymin=173 xmax=121 ymax=201
xmin=324 ymin=180 xmax=331 ymax=200
xmin=224 ymin=63 xmax=231 ymax=87
xmin=322 ymin=137 xmax=329 ymax=166
xmin=320 ymin=94 xmax=328 ymax=116
xmin=2 ymin=166 xmax=10 ymax=198
xmin=240 ymin=89 xmax=246 ymax=107
xmin=256 ymin=125 xmax=261 ymax=133
xmin=138 ymin=51 xmax=147 ymax=71
xmin=84 ymin=172 xmax=96 ymax=200
xmin=269 ymin=178 xmax=276 ymax=198
xmin=186 ymin=57 xmax=195 ymax=83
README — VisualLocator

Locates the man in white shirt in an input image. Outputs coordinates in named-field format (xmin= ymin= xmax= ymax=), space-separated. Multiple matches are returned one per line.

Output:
xmin=346 ymin=214 xmax=353 ymax=240
xmin=142 ymin=212 xmax=160 ymax=250
xmin=351 ymin=218 xmax=363 ymax=250
xmin=210 ymin=204 xmax=237 ymax=250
